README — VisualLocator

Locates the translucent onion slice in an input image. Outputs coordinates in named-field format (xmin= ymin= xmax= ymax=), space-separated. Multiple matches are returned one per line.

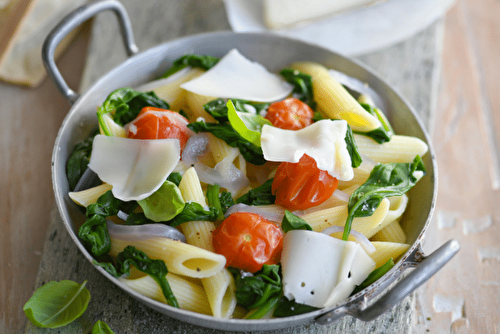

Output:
xmin=107 ymin=220 xmax=186 ymax=243
xmin=224 ymin=203 xmax=285 ymax=223
xmin=88 ymin=135 xmax=180 ymax=201
xmin=181 ymin=133 xmax=210 ymax=165
xmin=321 ymin=226 xmax=376 ymax=254
xmin=332 ymin=188 xmax=350 ymax=202
xmin=180 ymin=49 xmax=293 ymax=102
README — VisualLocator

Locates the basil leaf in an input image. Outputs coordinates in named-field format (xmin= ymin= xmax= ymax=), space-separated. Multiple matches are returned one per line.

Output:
xmin=97 ymin=88 xmax=170 ymax=132
xmin=66 ymin=132 xmax=97 ymax=191
xmin=23 ymin=280 xmax=90 ymax=328
xmin=280 ymin=68 xmax=316 ymax=109
xmin=92 ymin=320 xmax=116 ymax=334
xmin=227 ymin=100 xmax=271 ymax=147
xmin=138 ymin=181 xmax=185 ymax=222
xmin=272 ymin=297 xmax=319 ymax=317
xmin=161 ymin=54 xmax=220 ymax=78
xmin=354 ymin=103 xmax=394 ymax=144
xmin=345 ymin=124 xmax=362 ymax=168
xmin=236 ymin=179 xmax=275 ymax=206
xmin=343 ymin=155 xmax=426 ymax=240
xmin=352 ymin=258 xmax=395 ymax=295
xmin=229 ymin=264 xmax=282 ymax=318
xmin=188 ymin=122 xmax=266 ymax=165
xmin=281 ymin=211 xmax=313 ymax=233
xmin=115 ymin=246 xmax=179 ymax=308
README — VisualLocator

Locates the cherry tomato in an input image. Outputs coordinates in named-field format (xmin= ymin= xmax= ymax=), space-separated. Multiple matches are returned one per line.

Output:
xmin=212 ymin=212 xmax=284 ymax=273
xmin=272 ymin=154 xmax=339 ymax=211
xmin=265 ymin=97 xmax=314 ymax=130
xmin=126 ymin=107 xmax=192 ymax=151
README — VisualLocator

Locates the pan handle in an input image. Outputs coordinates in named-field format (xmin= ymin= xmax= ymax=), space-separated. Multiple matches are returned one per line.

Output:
xmin=315 ymin=239 xmax=460 ymax=325
xmin=42 ymin=0 xmax=138 ymax=105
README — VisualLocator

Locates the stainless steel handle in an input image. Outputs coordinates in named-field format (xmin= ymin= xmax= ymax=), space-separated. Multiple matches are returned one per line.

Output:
xmin=42 ymin=0 xmax=138 ymax=105
xmin=316 ymin=239 xmax=460 ymax=325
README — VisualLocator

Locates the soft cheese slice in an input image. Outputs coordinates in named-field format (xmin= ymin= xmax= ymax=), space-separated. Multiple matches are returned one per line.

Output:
xmin=180 ymin=49 xmax=293 ymax=102
xmin=281 ymin=230 xmax=375 ymax=308
xmin=260 ymin=119 xmax=353 ymax=181
xmin=88 ymin=135 xmax=180 ymax=201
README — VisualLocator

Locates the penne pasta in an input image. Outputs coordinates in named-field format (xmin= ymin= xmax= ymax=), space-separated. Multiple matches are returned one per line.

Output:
xmin=301 ymin=198 xmax=391 ymax=238
xmin=353 ymin=134 xmax=428 ymax=163
xmin=109 ymin=237 xmax=226 ymax=279
xmin=380 ymin=195 xmax=408 ymax=227
xmin=119 ymin=272 xmax=212 ymax=315
xmin=185 ymin=90 xmax=217 ymax=122
xmin=369 ymin=241 xmax=410 ymax=268
xmin=371 ymin=220 xmax=406 ymax=244
xmin=68 ymin=183 xmax=112 ymax=207
xmin=289 ymin=61 xmax=380 ymax=132
xmin=177 ymin=167 xmax=237 ymax=318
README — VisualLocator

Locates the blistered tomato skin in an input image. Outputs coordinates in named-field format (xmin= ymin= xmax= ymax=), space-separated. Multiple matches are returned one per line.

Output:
xmin=265 ymin=97 xmax=314 ymax=130
xmin=212 ymin=212 xmax=284 ymax=273
xmin=126 ymin=107 xmax=193 ymax=151
xmin=272 ymin=154 xmax=339 ymax=211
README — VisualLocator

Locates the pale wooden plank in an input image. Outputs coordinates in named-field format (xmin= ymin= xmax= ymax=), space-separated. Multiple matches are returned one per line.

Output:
xmin=412 ymin=1 xmax=500 ymax=333
xmin=0 ymin=22 xmax=91 ymax=333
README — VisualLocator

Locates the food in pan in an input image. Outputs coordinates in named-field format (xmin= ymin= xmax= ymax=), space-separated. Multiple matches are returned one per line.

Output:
xmin=67 ymin=49 xmax=428 ymax=319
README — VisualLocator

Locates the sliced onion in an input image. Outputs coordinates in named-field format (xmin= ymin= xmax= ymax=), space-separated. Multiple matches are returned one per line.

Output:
xmin=321 ymin=226 xmax=375 ymax=254
xmin=333 ymin=189 xmax=350 ymax=202
xmin=224 ymin=203 xmax=285 ymax=223
xmin=194 ymin=155 xmax=249 ymax=194
xmin=182 ymin=133 xmax=210 ymax=165
xmin=359 ymin=154 xmax=378 ymax=171
xmin=107 ymin=220 xmax=186 ymax=243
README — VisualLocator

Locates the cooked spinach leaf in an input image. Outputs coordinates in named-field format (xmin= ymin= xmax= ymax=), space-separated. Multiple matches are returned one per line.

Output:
xmin=137 ymin=180 xmax=185 ymax=222
xmin=345 ymin=124 xmax=362 ymax=168
xmin=352 ymin=258 xmax=395 ymax=295
xmin=97 ymin=87 xmax=170 ymax=131
xmin=167 ymin=172 xmax=183 ymax=187
xmin=66 ymin=132 xmax=97 ymax=191
xmin=236 ymin=179 xmax=275 ymax=205
xmin=227 ymin=100 xmax=272 ymax=147
xmin=188 ymin=121 xmax=266 ymax=165
xmin=105 ymin=246 xmax=179 ymax=308
xmin=206 ymin=184 xmax=235 ymax=221
xmin=281 ymin=211 xmax=313 ymax=233
xmin=354 ymin=103 xmax=394 ymax=144
xmin=280 ymin=68 xmax=315 ymax=109
xmin=272 ymin=297 xmax=319 ymax=317
xmin=230 ymin=264 xmax=282 ymax=318
xmin=23 ymin=280 xmax=90 ymax=328
xmin=343 ymin=155 xmax=426 ymax=240
xmin=161 ymin=54 xmax=220 ymax=78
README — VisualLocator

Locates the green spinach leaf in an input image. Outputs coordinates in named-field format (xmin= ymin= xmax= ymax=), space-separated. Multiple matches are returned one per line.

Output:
xmin=345 ymin=124 xmax=362 ymax=168
xmin=354 ymin=103 xmax=394 ymax=144
xmin=236 ymin=179 xmax=275 ymax=205
xmin=227 ymin=100 xmax=271 ymax=147
xmin=343 ymin=155 xmax=426 ymax=240
xmin=272 ymin=297 xmax=319 ymax=317
xmin=229 ymin=264 xmax=282 ymax=318
xmin=97 ymin=88 xmax=170 ymax=132
xmin=279 ymin=68 xmax=316 ymax=109
xmin=138 ymin=180 xmax=185 ymax=222
xmin=206 ymin=184 xmax=234 ymax=221
xmin=281 ymin=211 xmax=313 ymax=233
xmin=161 ymin=54 xmax=220 ymax=78
xmin=23 ymin=280 xmax=90 ymax=328
xmin=66 ymin=131 xmax=97 ymax=191
xmin=352 ymin=258 xmax=394 ymax=295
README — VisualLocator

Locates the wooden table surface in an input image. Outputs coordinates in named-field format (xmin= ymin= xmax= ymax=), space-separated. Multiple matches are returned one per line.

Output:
xmin=1 ymin=0 xmax=499 ymax=333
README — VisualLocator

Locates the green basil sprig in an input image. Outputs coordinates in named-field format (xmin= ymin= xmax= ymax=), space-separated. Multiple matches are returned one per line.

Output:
xmin=23 ymin=280 xmax=90 ymax=328
xmin=343 ymin=155 xmax=426 ymax=240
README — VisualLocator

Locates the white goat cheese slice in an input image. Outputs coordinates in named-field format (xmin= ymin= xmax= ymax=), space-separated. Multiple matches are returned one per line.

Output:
xmin=180 ymin=49 xmax=293 ymax=102
xmin=88 ymin=135 xmax=180 ymax=201
xmin=281 ymin=230 xmax=375 ymax=308
xmin=260 ymin=119 xmax=354 ymax=181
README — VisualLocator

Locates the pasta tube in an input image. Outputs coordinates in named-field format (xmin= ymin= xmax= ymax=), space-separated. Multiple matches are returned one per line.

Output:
xmin=353 ymin=134 xmax=428 ymax=163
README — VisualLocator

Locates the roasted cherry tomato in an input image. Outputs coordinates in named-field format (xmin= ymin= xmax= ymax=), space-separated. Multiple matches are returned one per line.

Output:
xmin=265 ymin=97 xmax=314 ymax=130
xmin=126 ymin=107 xmax=193 ymax=151
xmin=212 ymin=212 xmax=284 ymax=273
xmin=272 ymin=154 xmax=339 ymax=211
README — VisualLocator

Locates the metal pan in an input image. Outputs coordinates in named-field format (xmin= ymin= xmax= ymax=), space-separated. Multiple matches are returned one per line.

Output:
xmin=43 ymin=0 xmax=459 ymax=331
